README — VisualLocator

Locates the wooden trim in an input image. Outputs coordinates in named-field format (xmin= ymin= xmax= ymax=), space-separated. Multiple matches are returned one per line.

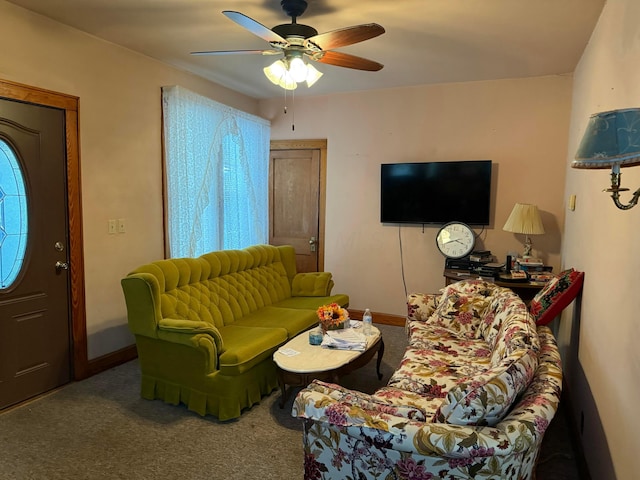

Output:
xmin=270 ymin=139 xmax=327 ymax=150
xmin=160 ymin=88 xmax=169 ymax=259
xmin=348 ymin=309 xmax=406 ymax=327
xmin=87 ymin=344 xmax=138 ymax=377
xmin=65 ymin=107 xmax=89 ymax=380
xmin=318 ymin=145 xmax=327 ymax=271
xmin=0 ymin=78 xmax=89 ymax=380
xmin=0 ymin=79 xmax=78 ymax=111
xmin=270 ymin=139 xmax=327 ymax=270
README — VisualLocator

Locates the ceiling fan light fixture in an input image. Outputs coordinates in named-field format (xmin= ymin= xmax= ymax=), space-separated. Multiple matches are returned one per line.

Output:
xmin=305 ymin=63 xmax=323 ymax=87
xmin=263 ymin=59 xmax=288 ymax=85
xmin=264 ymin=56 xmax=321 ymax=90
xmin=264 ymin=59 xmax=297 ymax=89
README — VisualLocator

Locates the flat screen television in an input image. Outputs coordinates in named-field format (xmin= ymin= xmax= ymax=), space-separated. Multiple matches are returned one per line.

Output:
xmin=380 ymin=160 xmax=492 ymax=225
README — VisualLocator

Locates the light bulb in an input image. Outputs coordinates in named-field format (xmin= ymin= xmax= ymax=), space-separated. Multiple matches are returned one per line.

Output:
xmin=278 ymin=69 xmax=297 ymax=90
xmin=288 ymin=57 xmax=308 ymax=83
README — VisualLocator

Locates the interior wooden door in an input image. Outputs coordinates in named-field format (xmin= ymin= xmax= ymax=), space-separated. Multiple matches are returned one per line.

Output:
xmin=269 ymin=139 xmax=327 ymax=273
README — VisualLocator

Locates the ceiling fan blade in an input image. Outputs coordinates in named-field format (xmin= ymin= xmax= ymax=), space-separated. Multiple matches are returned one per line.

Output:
xmin=315 ymin=51 xmax=384 ymax=71
xmin=223 ymin=11 xmax=287 ymax=45
xmin=191 ymin=49 xmax=281 ymax=56
xmin=306 ymin=23 xmax=385 ymax=51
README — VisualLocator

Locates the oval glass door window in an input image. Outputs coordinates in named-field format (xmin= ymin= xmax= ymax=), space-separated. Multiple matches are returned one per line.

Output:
xmin=0 ymin=139 xmax=28 ymax=289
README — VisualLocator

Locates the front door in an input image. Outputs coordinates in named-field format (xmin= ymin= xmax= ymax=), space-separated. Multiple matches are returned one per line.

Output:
xmin=269 ymin=140 xmax=326 ymax=273
xmin=0 ymin=97 xmax=71 ymax=410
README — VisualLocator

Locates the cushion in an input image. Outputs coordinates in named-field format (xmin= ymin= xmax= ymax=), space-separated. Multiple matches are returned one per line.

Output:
xmin=291 ymin=272 xmax=333 ymax=296
xmin=529 ymin=269 xmax=584 ymax=326
xmin=433 ymin=347 xmax=539 ymax=426
xmin=233 ymin=306 xmax=318 ymax=337
xmin=429 ymin=280 xmax=498 ymax=338
xmin=217 ymin=325 xmax=288 ymax=376
xmin=407 ymin=293 xmax=439 ymax=321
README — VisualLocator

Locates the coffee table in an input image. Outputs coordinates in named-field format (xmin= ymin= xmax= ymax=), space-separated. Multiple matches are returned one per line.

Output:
xmin=273 ymin=324 xmax=384 ymax=408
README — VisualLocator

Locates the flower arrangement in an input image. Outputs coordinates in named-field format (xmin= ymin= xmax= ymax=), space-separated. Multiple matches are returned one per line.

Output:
xmin=316 ymin=303 xmax=349 ymax=332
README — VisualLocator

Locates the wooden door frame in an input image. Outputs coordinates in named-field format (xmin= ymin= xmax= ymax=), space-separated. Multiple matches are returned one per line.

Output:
xmin=270 ymin=139 xmax=327 ymax=270
xmin=0 ymin=78 xmax=89 ymax=380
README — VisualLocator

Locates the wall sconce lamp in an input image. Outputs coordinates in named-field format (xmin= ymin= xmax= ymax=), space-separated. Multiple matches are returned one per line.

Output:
xmin=503 ymin=203 xmax=545 ymax=258
xmin=572 ymin=108 xmax=640 ymax=210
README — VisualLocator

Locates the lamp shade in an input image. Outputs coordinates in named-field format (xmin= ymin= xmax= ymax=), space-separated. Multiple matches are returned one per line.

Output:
xmin=503 ymin=203 xmax=545 ymax=235
xmin=572 ymin=108 xmax=640 ymax=169
xmin=304 ymin=63 xmax=323 ymax=87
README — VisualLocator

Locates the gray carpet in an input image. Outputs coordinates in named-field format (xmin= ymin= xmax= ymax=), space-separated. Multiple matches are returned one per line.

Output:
xmin=0 ymin=324 xmax=580 ymax=479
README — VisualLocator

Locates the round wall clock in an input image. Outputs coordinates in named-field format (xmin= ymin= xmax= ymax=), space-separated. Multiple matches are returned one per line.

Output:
xmin=436 ymin=221 xmax=476 ymax=258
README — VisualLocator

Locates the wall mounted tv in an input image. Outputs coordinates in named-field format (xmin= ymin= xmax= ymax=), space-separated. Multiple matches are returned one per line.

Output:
xmin=380 ymin=160 xmax=492 ymax=225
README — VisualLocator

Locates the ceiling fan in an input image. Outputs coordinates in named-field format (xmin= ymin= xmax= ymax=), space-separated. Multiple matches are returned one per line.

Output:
xmin=191 ymin=0 xmax=385 ymax=90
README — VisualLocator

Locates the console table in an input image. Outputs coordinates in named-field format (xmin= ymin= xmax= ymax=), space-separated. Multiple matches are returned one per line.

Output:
xmin=443 ymin=268 xmax=547 ymax=305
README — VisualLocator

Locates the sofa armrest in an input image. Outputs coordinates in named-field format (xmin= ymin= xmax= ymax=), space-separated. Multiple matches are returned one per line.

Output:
xmin=293 ymin=380 xmax=430 ymax=422
xmin=407 ymin=293 xmax=440 ymax=321
xmin=158 ymin=318 xmax=225 ymax=353
xmin=294 ymin=380 xmax=544 ymax=458
xmin=121 ymin=274 xmax=162 ymax=338
xmin=292 ymin=272 xmax=334 ymax=296
xmin=154 ymin=318 xmax=224 ymax=372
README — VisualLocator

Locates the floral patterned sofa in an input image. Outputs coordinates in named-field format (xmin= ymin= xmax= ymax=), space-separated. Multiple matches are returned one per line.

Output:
xmin=293 ymin=280 xmax=562 ymax=480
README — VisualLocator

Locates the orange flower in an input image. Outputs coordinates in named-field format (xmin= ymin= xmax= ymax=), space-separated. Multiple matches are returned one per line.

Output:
xmin=316 ymin=303 xmax=349 ymax=328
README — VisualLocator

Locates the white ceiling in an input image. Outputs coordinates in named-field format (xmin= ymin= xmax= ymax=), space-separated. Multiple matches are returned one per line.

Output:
xmin=6 ymin=0 xmax=605 ymax=100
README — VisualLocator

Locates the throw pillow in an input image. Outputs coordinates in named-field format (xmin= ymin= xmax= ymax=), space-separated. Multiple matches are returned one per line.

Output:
xmin=430 ymin=280 xmax=497 ymax=338
xmin=407 ymin=293 xmax=440 ymax=321
xmin=292 ymin=272 xmax=333 ymax=296
xmin=529 ymin=268 xmax=584 ymax=326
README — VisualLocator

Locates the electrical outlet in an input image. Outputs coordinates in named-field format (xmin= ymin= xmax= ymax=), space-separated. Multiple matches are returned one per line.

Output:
xmin=108 ymin=219 xmax=117 ymax=234
xmin=118 ymin=218 xmax=126 ymax=233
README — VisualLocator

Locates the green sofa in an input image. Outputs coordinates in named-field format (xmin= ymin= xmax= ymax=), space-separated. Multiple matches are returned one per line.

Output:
xmin=121 ymin=244 xmax=348 ymax=421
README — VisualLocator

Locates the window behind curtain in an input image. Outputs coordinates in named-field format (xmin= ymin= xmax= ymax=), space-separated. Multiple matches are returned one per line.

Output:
xmin=162 ymin=85 xmax=270 ymax=258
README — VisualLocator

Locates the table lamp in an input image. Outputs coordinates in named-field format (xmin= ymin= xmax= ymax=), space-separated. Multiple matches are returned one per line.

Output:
xmin=502 ymin=203 xmax=545 ymax=258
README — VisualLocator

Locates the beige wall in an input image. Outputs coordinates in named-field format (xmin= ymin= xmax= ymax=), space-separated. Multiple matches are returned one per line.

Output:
xmin=0 ymin=1 xmax=260 ymax=359
xmin=6 ymin=5 xmax=626 ymax=476
xmin=562 ymin=0 xmax=640 ymax=478
xmin=260 ymin=76 xmax=572 ymax=316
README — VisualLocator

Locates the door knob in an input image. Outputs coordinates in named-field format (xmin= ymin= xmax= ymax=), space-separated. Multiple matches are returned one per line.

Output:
xmin=55 ymin=261 xmax=69 ymax=271
xmin=309 ymin=236 xmax=317 ymax=252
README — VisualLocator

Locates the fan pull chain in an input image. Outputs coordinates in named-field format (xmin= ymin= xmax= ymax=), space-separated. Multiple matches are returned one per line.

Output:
xmin=291 ymin=88 xmax=295 ymax=131
xmin=282 ymin=88 xmax=296 ymax=131
xmin=283 ymin=87 xmax=287 ymax=115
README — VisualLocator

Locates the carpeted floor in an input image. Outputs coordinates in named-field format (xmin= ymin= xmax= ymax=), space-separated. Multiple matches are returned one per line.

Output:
xmin=0 ymin=324 xmax=582 ymax=479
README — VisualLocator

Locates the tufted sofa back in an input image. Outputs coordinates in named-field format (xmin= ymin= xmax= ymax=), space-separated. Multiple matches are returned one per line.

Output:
xmin=127 ymin=245 xmax=295 ymax=330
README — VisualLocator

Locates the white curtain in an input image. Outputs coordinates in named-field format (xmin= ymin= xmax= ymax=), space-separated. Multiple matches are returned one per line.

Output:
xmin=162 ymin=86 xmax=270 ymax=258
